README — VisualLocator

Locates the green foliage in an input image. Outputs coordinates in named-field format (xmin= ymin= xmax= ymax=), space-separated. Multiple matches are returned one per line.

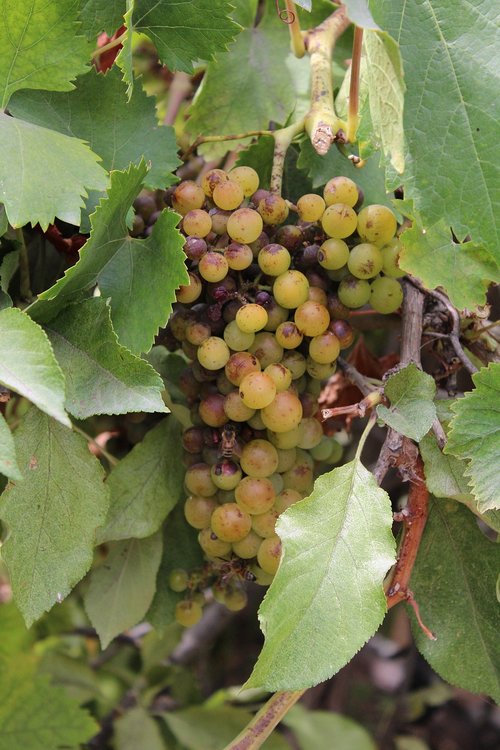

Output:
xmin=114 ymin=707 xmax=166 ymax=750
xmin=0 ymin=413 xmax=22 ymax=481
xmin=79 ymin=0 xmax=125 ymax=38
xmin=343 ymin=1 xmax=379 ymax=29
xmin=284 ymin=704 xmax=376 ymax=750
xmin=376 ymin=364 xmax=437 ymax=442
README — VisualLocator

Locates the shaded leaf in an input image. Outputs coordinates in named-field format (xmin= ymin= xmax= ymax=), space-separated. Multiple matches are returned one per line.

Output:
xmin=79 ymin=0 xmax=125 ymax=38
xmin=284 ymin=704 xmax=376 ymax=750
xmin=0 ymin=408 xmax=109 ymax=626
xmin=0 ymin=603 xmax=32 ymax=666
xmin=0 ymin=414 xmax=22 ymax=481
xmin=114 ymin=707 xmax=166 ymax=750
xmin=377 ymin=364 xmax=436 ymax=442
xmin=343 ymin=1 xmax=380 ymax=29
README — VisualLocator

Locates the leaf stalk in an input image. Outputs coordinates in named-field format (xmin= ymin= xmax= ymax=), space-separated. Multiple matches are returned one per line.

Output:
xmin=285 ymin=1 xmax=305 ymax=58
xmin=221 ymin=689 xmax=305 ymax=750
xmin=346 ymin=26 xmax=363 ymax=143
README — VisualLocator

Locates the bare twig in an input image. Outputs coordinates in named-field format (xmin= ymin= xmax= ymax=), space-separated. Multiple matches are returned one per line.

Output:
xmin=169 ymin=602 xmax=233 ymax=665
xmin=336 ymin=355 xmax=377 ymax=397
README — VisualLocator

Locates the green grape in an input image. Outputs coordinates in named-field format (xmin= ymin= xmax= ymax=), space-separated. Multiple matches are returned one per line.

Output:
xmin=224 ymin=242 xmax=253 ymax=271
xmin=198 ymin=251 xmax=229 ymax=283
xmin=175 ymin=600 xmax=203 ymax=627
xmin=347 ymin=243 xmax=383 ymax=279
xmin=251 ymin=508 xmax=279 ymax=538
xmin=185 ymin=320 xmax=211 ymax=346
xmin=198 ymin=527 xmax=232 ymax=557
xmin=261 ymin=390 xmax=303 ymax=433
xmin=225 ymin=351 xmax=261 ymax=386
xmin=370 ymin=276 xmax=404 ymax=313
xmin=297 ymin=417 xmax=323 ymax=449
xmin=321 ymin=203 xmax=357 ymax=239
xmin=323 ymin=176 xmax=359 ymax=207
xmin=318 ymin=238 xmax=350 ymax=270
xmin=223 ymin=586 xmax=248 ymax=612
xmin=201 ymin=168 xmax=228 ymax=197
xmin=235 ymin=476 xmax=276 ymax=514
xmin=240 ymin=439 xmax=279 ymax=478
xmin=247 ymin=411 xmax=266 ymax=430
xmin=309 ymin=331 xmax=340 ymax=364
xmin=239 ymin=371 xmax=276 ymax=409
xmin=213 ymin=179 xmax=245 ymax=210
xmin=275 ymin=321 xmax=303 ymax=350
xmin=184 ymin=495 xmax=218 ymax=528
xmin=223 ymin=320 xmax=255 ymax=351
xmin=236 ymin=304 xmax=268 ymax=333
xmin=338 ymin=275 xmax=371 ymax=308
xmin=176 ymin=272 xmax=202 ymax=304
xmin=381 ymin=238 xmax=405 ymax=278
xmin=249 ymin=332 xmax=284 ymax=368
xmin=264 ymin=363 xmax=292 ymax=392
xmin=281 ymin=449 xmax=314 ymax=493
xmin=197 ymin=336 xmax=231 ymax=370
xmin=224 ymin=390 xmax=255 ymax=422
xmin=275 ymin=447 xmax=297 ymax=473
xmin=274 ymin=488 xmax=302 ymax=514
xmin=297 ymin=193 xmax=326 ymax=222
xmin=357 ymin=204 xmax=397 ymax=246
xmin=217 ymin=489 xmax=236 ymax=504
xmin=267 ymin=423 xmax=304 ymax=449
xmin=185 ymin=463 xmax=218 ymax=497
xmin=258 ymin=243 xmax=291 ymax=276
xmin=199 ymin=393 xmax=228 ymax=427
xmin=168 ymin=568 xmax=189 ymax=592
xmin=182 ymin=209 xmax=212 ymax=238
xmin=228 ymin=166 xmax=260 ymax=197
xmin=232 ymin=530 xmax=263 ymax=559
xmin=249 ymin=564 xmax=275 ymax=586
xmin=310 ymin=435 xmax=335 ymax=461
xmin=258 ymin=194 xmax=289 ymax=225
xmin=210 ymin=502 xmax=252 ymax=542
xmin=308 ymin=286 xmax=328 ymax=305
xmin=273 ymin=270 xmax=310 ymax=309
xmin=210 ymin=208 xmax=231 ymax=235
xmin=324 ymin=438 xmax=343 ymax=464
xmin=263 ymin=301 xmax=289 ymax=331
xmin=268 ymin=472 xmax=284 ymax=495
xmin=294 ymin=301 xmax=330 ymax=337
xmin=227 ymin=208 xmax=263 ymax=244
xmin=306 ymin=357 xmax=337 ymax=380
xmin=172 ymin=180 xmax=205 ymax=215
xmin=211 ymin=460 xmax=242 ymax=491
xmin=281 ymin=350 xmax=307 ymax=379
xmin=257 ymin=535 xmax=282 ymax=575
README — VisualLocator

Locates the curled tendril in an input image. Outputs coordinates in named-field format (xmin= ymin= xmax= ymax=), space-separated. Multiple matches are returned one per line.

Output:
xmin=275 ymin=0 xmax=295 ymax=24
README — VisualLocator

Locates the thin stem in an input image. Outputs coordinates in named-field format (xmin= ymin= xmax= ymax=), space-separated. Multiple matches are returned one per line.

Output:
xmin=222 ymin=690 xmax=305 ymax=750
xmin=304 ymin=7 xmax=350 ymax=155
xmin=355 ymin=411 xmax=377 ymax=461
xmin=91 ymin=32 xmax=127 ymax=60
xmin=337 ymin=355 xmax=376 ymax=397
xmin=16 ymin=228 xmax=33 ymax=301
xmin=285 ymin=1 xmax=305 ymax=58
xmin=346 ymin=26 xmax=363 ymax=143
xmin=164 ymin=71 xmax=192 ymax=125
xmin=270 ymin=119 xmax=305 ymax=194
xmin=183 ymin=130 xmax=273 ymax=159
xmin=72 ymin=424 xmax=118 ymax=467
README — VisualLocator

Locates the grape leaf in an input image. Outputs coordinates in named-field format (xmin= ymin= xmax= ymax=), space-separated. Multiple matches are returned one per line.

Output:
xmin=343 ymin=1 xmax=380 ymax=29
xmin=246 ymin=458 xmax=396 ymax=691
xmin=0 ymin=307 xmax=70 ymax=427
xmin=0 ymin=656 xmax=97 ymax=750
xmin=84 ymin=531 xmax=163 ymax=648
xmin=114 ymin=707 xmax=166 ymax=750
xmin=410 ymin=500 xmax=500 ymax=703
xmin=28 ymin=161 xmax=188 ymax=354
xmin=0 ymin=408 xmax=109 ymax=626
xmin=45 ymin=298 xmax=168 ymax=418
xmin=420 ymin=432 xmax=473 ymax=503
xmin=0 ymin=414 xmax=22 ymax=481
xmin=376 ymin=364 xmax=437 ymax=442
xmin=115 ymin=0 xmax=134 ymax=99
xmin=79 ymin=0 xmax=125 ymax=38
xmin=9 ymin=67 xmax=181 ymax=191
xmin=371 ymin=1 xmax=500 ymax=265
xmin=445 ymin=364 xmax=500 ymax=513
xmin=284 ymin=705 xmax=376 ymax=750
xmin=99 ymin=417 xmax=184 ymax=542
xmin=0 ymin=0 xmax=91 ymax=108
xmin=0 ymin=602 xmax=32 ymax=666
xmin=0 ymin=113 xmax=108 ymax=231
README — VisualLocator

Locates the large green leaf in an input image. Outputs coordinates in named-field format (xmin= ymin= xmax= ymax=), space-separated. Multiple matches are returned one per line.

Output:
xmin=343 ymin=1 xmax=379 ymax=29
xmin=410 ymin=500 xmax=500 ymax=703
xmin=0 ymin=413 xmax=22 ymax=481
xmin=9 ymin=67 xmax=181 ymax=189
xmin=445 ymin=364 xmax=500 ymax=513
xmin=28 ymin=161 xmax=188 ymax=354
xmin=0 ymin=656 xmax=97 ymax=750
xmin=376 ymin=363 xmax=437 ymax=442
xmin=284 ymin=705 xmax=376 ymax=750
xmin=0 ymin=113 xmax=107 ymax=230
xmin=0 ymin=307 xmax=70 ymax=427
xmin=0 ymin=0 xmax=90 ymax=108
xmin=114 ymin=707 xmax=166 ymax=750
xmin=371 ymin=1 xmax=500 ymax=267
xmin=0 ymin=408 xmax=109 ymax=626
xmin=84 ymin=531 xmax=163 ymax=648
xmin=45 ymin=298 xmax=167 ymax=418
xmin=79 ymin=0 xmax=125 ymax=38
xmin=246 ymin=458 xmax=396 ymax=691
xmin=99 ymin=417 xmax=184 ymax=542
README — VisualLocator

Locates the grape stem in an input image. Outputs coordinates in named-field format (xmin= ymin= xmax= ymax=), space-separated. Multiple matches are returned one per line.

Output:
xmin=304 ymin=6 xmax=350 ymax=155
xmin=346 ymin=26 xmax=363 ymax=143
xmin=270 ymin=119 xmax=306 ymax=195
xmin=183 ymin=130 xmax=273 ymax=159
xmin=91 ymin=32 xmax=127 ymax=60
xmin=221 ymin=689 xmax=305 ymax=750
xmin=71 ymin=424 xmax=119 ymax=467
xmin=285 ymin=1 xmax=306 ymax=58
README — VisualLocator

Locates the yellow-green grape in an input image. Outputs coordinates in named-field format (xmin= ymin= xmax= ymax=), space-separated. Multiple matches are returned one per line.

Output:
xmin=210 ymin=209 xmax=231 ymax=235
xmin=169 ymin=568 xmax=189 ymax=592
xmin=185 ymin=463 xmax=218 ymax=497
xmin=310 ymin=436 xmax=335 ymax=462
xmin=297 ymin=193 xmax=326 ymax=222
xmin=297 ymin=417 xmax=323 ymax=449
xmin=323 ymin=176 xmax=359 ymax=208
xmin=282 ymin=450 xmax=314 ymax=493
xmin=249 ymin=564 xmax=275 ymax=586
xmin=184 ymin=495 xmax=218 ymax=529
xmin=294 ymin=301 xmax=330 ymax=337
xmin=249 ymin=332 xmax=284 ymax=368
xmin=225 ymin=351 xmax=261 ymax=386
xmin=257 ymin=535 xmax=282 ymax=575
xmin=258 ymin=244 xmax=291 ymax=276
xmin=267 ymin=423 xmax=304 ymax=449
xmin=211 ymin=460 xmax=242 ymax=491
xmin=198 ymin=251 xmax=229 ymax=283
xmin=223 ymin=586 xmax=248 ymax=612
xmin=198 ymin=528 xmax=232 ymax=557
xmin=223 ymin=320 xmax=255 ymax=351
xmin=324 ymin=438 xmax=343 ymax=464
xmin=251 ymin=508 xmax=279 ymax=538
xmin=357 ymin=204 xmax=397 ymax=246
xmin=185 ymin=321 xmax=211 ymax=346
xmin=236 ymin=304 xmax=268 ymax=333
xmin=258 ymin=194 xmax=289 ymax=225
xmin=232 ymin=530 xmax=263 ymax=559
xmin=281 ymin=351 xmax=307 ymax=379
xmin=176 ymin=272 xmax=202 ymax=304
xmin=263 ymin=303 xmax=289 ymax=332
xmin=370 ymin=276 xmax=404 ymax=313
xmin=261 ymin=390 xmax=303 ymax=433
xmin=217 ymin=489 xmax=235 ymax=504
xmin=201 ymin=168 xmax=228 ymax=197
xmin=381 ymin=238 xmax=405 ymax=278
xmin=210 ymin=503 xmax=252 ymax=542
xmin=321 ymin=203 xmax=358 ymax=239
xmin=306 ymin=357 xmax=337 ymax=380
xmin=247 ymin=411 xmax=266 ymax=430
xmin=275 ymin=447 xmax=297 ymax=473
xmin=327 ymin=267 xmax=349 ymax=282
xmin=318 ymin=238 xmax=350 ymax=270
xmin=175 ymin=600 xmax=203 ymax=627
xmin=183 ymin=209 xmax=212 ymax=238
xmin=347 ymin=243 xmax=384 ymax=279
xmin=338 ymin=275 xmax=371 ymax=308
xmin=240 ymin=439 xmax=279 ymax=478
xmin=274 ymin=488 xmax=303 ymax=514
xmin=235 ymin=476 xmax=276 ymax=514
xmin=227 ymin=208 xmax=264 ymax=244
xmin=224 ymin=390 xmax=255 ymax=422
xmin=308 ymin=286 xmax=328 ymax=305
xmin=275 ymin=321 xmax=303 ymax=350
xmin=269 ymin=472 xmax=284 ymax=495
xmin=273 ymin=270 xmax=310 ymax=309
xmin=197 ymin=336 xmax=231 ymax=370
xmin=213 ymin=179 xmax=245 ymax=210
xmin=224 ymin=242 xmax=253 ymax=271
xmin=229 ymin=166 xmax=260 ymax=197
xmin=264 ymin=363 xmax=293 ymax=392
xmin=239 ymin=371 xmax=276 ymax=409
xmin=309 ymin=331 xmax=340 ymax=364
xmin=173 ymin=180 xmax=205 ymax=215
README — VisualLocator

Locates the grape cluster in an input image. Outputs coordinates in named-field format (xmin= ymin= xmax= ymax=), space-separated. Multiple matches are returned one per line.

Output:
xmin=158 ymin=167 xmax=402 ymax=627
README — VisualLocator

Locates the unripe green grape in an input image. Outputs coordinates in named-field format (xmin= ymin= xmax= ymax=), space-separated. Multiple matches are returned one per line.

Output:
xmin=275 ymin=447 xmax=297 ymax=473
xmin=240 ymin=439 xmax=279 ymax=478
xmin=297 ymin=193 xmax=326 ymax=222
xmin=175 ymin=600 xmax=203 ymax=627
xmin=297 ymin=417 xmax=323 ymax=449
xmin=223 ymin=320 xmax=255 ymax=351
xmin=318 ymin=238 xmax=350 ymax=270
xmin=235 ymin=476 xmax=276 ymax=514
xmin=257 ymin=535 xmax=282 ymax=575
xmin=294 ymin=301 xmax=330 ymax=337
xmin=176 ymin=272 xmax=202 ymax=304
xmin=229 ymin=166 xmax=260 ymax=197
xmin=198 ymin=527 xmax=232 ymax=557
xmin=184 ymin=495 xmax=218 ymax=529
xmin=199 ymin=393 xmax=228 ymax=427
xmin=357 ymin=204 xmax=397 ymax=246
xmin=169 ymin=568 xmax=189 ymax=592
xmin=223 ymin=586 xmax=248 ymax=612
xmin=239 ymin=371 xmax=276 ymax=409
xmin=264 ymin=363 xmax=292 ymax=392
xmin=347 ymin=243 xmax=383 ymax=279
xmin=269 ymin=472 xmax=284 ymax=495
xmin=201 ymin=168 xmax=228 ymax=197
xmin=210 ymin=208 xmax=231 ymax=235
xmin=173 ymin=180 xmax=205 ymax=214
xmin=273 ymin=270 xmax=310 ymax=309
xmin=211 ymin=502 xmax=252 ymax=542
xmin=225 ymin=351 xmax=261 ymax=386
xmin=281 ymin=452 xmax=314 ymax=493
xmin=324 ymin=438 xmax=343 ymax=464
xmin=198 ymin=251 xmax=229 ymax=283
xmin=267 ymin=423 xmax=304 ymax=449
xmin=185 ymin=463 xmax=218 ymax=497
xmin=321 ymin=203 xmax=357 ymax=239
xmin=258 ymin=243 xmax=291 ymax=276
xmin=224 ymin=242 xmax=253 ymax=271
xmin=213 ymin=179 xmax=245 ymax=210
xmin=249 ymin=564 xmax=275 ymax=586
xmin=327 ymin=265 xmax=349 ymax=280
xmin=210 ymin=460 xmax=242 ymax=490
xmin=251 ymin=508 xmax=279 ymax=538
xmin=370 ymin=276 xmax=404 ymax=313
xmin=338 ymin=275 xmax=371 ymax=308
xmin=247 ymin=411 xmax=266 ymax=430
xmin=197 ymin=336 xmax=231 ymax=370
xmin=323 ymin=176 xmax=359 ymax=208
xmin=263 ymin=302 xmax=289 ymax=331
xmin=261 ymin=390 xmax=303 ymax=433
xmin=236 ymin=304 xmax=268 ymax=333
xmin=258 ymin=194 xmax=289 ymax=225
xmin=274 ymin=488 xmax=302 ymax=514
xmin=183 ymin=209 xmax=212 ymax=238
xmin=309 ymin=331 xmax=340 ymax=364
xmin=275 ymin=321 xmax=303 ymax=350
xmin=227 ymin=208 xmax=263 ymax=244
xmin=232 ymin=530 xmax=262 ymax=559
xmin=223 ymin=390 xmax=255 ymax=422
xmin=310 ymin=436 xmax=334 ymax=462
xmin=249 ymin=332 xmax=284 ymax=368
xmin=381 ymin=238 xmax=405 ymax=278
xmin=281 ymin=350 xmax=307 ymax=380
xmin=306 ymin=357 xmax=337 ymax=380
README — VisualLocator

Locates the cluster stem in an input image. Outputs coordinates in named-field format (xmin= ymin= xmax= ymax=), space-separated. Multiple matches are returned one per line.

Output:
xmin=269 ymin=118 xmax=305 ymax=194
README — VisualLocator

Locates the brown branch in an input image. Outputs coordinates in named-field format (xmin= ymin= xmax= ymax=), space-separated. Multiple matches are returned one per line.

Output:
xmin=222 ymin=690 xmax=305 ymax=750
xmin=336 ymin=355 xmax=377 ymax=397
xmin=346 ymin=26 xmax=363 ymax=143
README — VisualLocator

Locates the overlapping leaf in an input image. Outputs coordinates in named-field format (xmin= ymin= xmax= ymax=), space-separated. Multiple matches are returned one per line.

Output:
xmin=284 ymin=705 xmax=376 ymax=750
xmin=114 ymin=708 xmax=166 ymax=750
xmin=377 ymin=364 xmax=436 ymax=442
xmin=342 ymin=1 xmax=379 ymax=29
xmin=79 ymin=0 xmax=125 ymax=38
xmin=0 ymin=414 xmax=22 ymax=481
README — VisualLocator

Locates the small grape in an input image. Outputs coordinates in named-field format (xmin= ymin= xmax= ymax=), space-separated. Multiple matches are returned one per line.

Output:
xmin=323 ymin=176 xmax=359 ymax=207
xmin=274 ymin=224 xmax=303 ymax=251
xmin=249 ymin=332 xmax=284 ymax=368
xmin=201 ymin=168 xmax=228 ymax=197
xmin=318 ymin=238 xmax=350 ymax=270
xmin=223 ymin=320 xmax=255 ymax=351
xmin=264 ymin=363 xmax=293 ymax=392
xmin=369 ymin=276 xmax=404 ymax=313
xmin=175 ymin=600 xmax=203 ymax=627
xmin=251 ymin=508 xmax=279 ymax=538
xmin=197 ymin=337 xmax=231 ymax=370
xmin=224 ymin=242 xmax=253 ymax=271
xmin=224 ymin=390 xmax=255 ymax=421
xmin=211 ymin=503 xmax=252 ymax=542
xmin=211 ymin=460 xmax=242 ymax=491
xmin=184 ymin=236 xmax=207 ymax=261
xmin=239 ymin=371 xmax=277 ymax=409
xmin=274 ymin=488 xmax=302 ymax=513
xmin=240 ymin=439 xmax=279 ymax=478
xmin=169 ymin=568 xmax=189 ymax=592
xmin=258 ymin=243 xmax=291 ymax=276
xmin=267 ymin=423 xmax=304 ymax=449
xmin=184 ymin=495 xmax=218 ymax=529
xmin=225 ymin=351 xmax=261 ymax=386
xmin=227 ymin=208 xmax=263 ymax=244
xmin=294 ymin=301 xmax=330 ymax=337
xmin=297 ymin=417 xmax=323 ymax=449
xmin=173 ymin=181 xmax=205 ymax=215
xmin=198 ymin=252 xmax=229 ymax=283
xmin=183 ymin=209 xmax=212 ymax=238
xmin=306 ymin=357 xmax=337 ymax=380
xmin=275 ymin=321 xmax=303 ymax=350
xmin=281 ymin=449 xmax=314 ymax=493
xmin=357 ymin=204 xmax=397 ymax=246
xmin=185 ymin=463 xmax=217 ymax=497
xmin=198 ymin=528 xmax=232 ymax=557
xmin=309 ymin=331 xmax=340 ymax=364
xmin=261 ymin=390 xmax=303 ymax=433
xmin=347 ymin=243 xmax=383 ymax=279
xmin=199 ymin=393 xmax=228 ymax=427
xmin=338 ymin=275 xmax=371 ymax=308
xmin=263 ymin=301 xmax=289 ymax=331
xmin=321 ymin=203 xmax=357 ymax=239
xmin=249 ymin=564 xmax=275 ymax=586
xmin=213 ymin=179 xmax=245 ymax=210
xmin=223 ymin=586 xmax=248 ymax=612
xmin=216 ymin=371 xmax=234 ymax=395
xmin=257 ymin=535 xmax=282 ymax=575
xmin=133 ymin=191 xmax=157 ymax=221
xmin=229 ymin=166 xmax=259 ymax=196
xmin=297 ymin=194 xmax=326 ymax=222
xmin=273 ymin=270 xmax=310 ymax=309
xmin=324 ymin=439 xmax=343 ymax=464
xmin=182 ymin=427 xmax=205 ymax=454
xmin=176 ymin=272 xmax=202 ymax=304
xmin=247 ymin=411 xmax=266 ymax=430
xmin=381 ymin=238 xmax=405 ymax=278
xmin=329 ymin=319 xmax=354 ymax=349
xmin=236 ymin=304 xmax=268 ymax=333
xmin=232 ymin=530 xmax=263 ymax=559
xmin=327 ymin=293 xmax=351 ymax=320
xmin=210 ymin=208 xmax=231 ymax=235
xmin=235 ymin=476 xmax=276 ymax=514
xmin=308 ymin=286 xmax=328 ymax=306
xmin=185 ymin=320 xmax=211 ymax=346
xmin=258 ymin=194 xmax=289 ymax=225
xmin=281 ymin=350 xmax=307 ymax=380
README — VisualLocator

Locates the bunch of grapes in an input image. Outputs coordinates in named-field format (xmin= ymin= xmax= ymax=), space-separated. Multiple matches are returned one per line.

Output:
xmin=156 ymin=166 xmax=403 ymax=627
